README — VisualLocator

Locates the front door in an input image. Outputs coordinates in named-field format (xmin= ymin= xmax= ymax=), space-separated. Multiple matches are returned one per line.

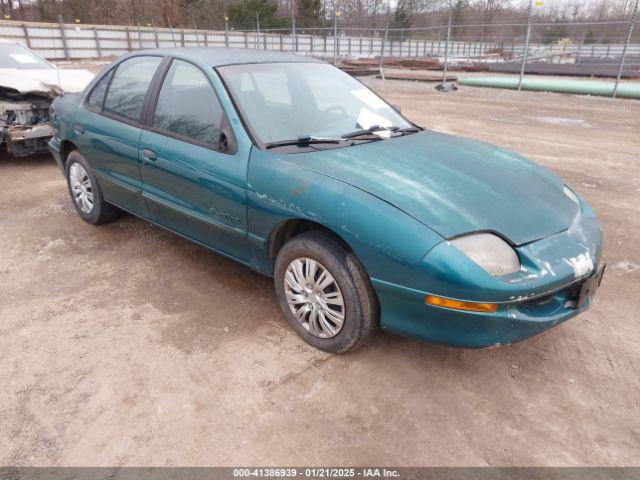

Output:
xmin=138 ymin=59 xmax=248 ymax=258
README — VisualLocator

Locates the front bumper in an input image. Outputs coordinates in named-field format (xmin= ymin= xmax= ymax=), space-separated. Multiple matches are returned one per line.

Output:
xmin=373 ymin=266 xmax=601 ymax=348
xmin=3 ymin=123 xmax=52 ymax=157
xmin=373 ymin=201 xmax=603 ymax=348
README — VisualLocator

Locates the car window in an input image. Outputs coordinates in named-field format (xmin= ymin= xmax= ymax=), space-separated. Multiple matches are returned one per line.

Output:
xmin=103 ymin=56 xmax=162 ymax=122
xmin=153 ymin=59 xmax=223 ymax=146
xmin=0 ymin=43 xmax=53 ymax=70
xmin=87 ymin=69 xmax=113 ymax=111
xmin=219 ymin=62 xmax=412 ymax=144
xmin=241 ymin=68 xmax=292 ymax=107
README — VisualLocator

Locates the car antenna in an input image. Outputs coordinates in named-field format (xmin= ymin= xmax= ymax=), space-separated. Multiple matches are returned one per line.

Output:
xmin=56 ymin=62 xmax=65 ymax=97
xmin=55 ymin=14 xmax=65 ymax=96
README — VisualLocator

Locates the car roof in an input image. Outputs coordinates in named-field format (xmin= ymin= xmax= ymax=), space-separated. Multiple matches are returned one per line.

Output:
xmin=136 ymin=47 xmax=325 ymax=67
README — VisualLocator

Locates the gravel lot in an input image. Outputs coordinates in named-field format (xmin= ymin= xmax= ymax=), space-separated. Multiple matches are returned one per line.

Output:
xmin=1 ymin=71 xmax=639 ymax=466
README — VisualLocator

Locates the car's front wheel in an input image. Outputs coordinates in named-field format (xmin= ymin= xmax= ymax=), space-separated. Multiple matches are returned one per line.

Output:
xmin=65 ymin=150 xmax=119 ymax=225
xmin=274 ymin=231 xmax=378 ymax=353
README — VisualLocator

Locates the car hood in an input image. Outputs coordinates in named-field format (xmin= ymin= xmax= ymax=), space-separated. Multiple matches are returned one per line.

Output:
xmin=282 ymin=130 xmax=578 ymax=246
xmin=0 ymin=68 xmax=94 ymax=97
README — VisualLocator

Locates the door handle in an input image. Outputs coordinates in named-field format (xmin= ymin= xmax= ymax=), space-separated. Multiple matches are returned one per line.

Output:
xmin=74 ymin=124 xmax=85 ymax=135
xmin=141 ymin=148 xmax=157 ymax=163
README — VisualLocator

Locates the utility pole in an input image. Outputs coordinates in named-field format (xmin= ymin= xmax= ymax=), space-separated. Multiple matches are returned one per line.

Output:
xmin=613 ymin=0 xmax=638 ymax=98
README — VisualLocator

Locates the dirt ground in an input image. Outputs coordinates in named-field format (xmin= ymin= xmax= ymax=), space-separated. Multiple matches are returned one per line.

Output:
xmin=1 ymin=73 xmax=639 ymax=467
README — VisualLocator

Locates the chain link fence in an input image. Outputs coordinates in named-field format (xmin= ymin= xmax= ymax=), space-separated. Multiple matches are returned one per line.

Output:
xmin=0 ymin=3 xmax=638 ymax=99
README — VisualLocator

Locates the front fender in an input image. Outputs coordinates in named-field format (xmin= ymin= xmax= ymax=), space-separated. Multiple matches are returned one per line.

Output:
xmin=246 ymin=148 xmax=444 ymax=285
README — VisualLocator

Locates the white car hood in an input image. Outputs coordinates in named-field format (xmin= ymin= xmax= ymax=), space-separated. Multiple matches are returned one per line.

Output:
xmin=0 ymin=68 xmax=94 ymax=96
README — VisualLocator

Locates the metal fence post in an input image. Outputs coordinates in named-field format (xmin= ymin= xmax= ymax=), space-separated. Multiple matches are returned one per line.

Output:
xmin=442 ymin=8 xmax=452 ymax=84
xmin=613 ymin=0 xmax=639 ymax=99
xmin=137 ymin=23 xmax=142 ymax=50
xmin=192 ymin=15 xmax=200 ymax=47
xmin=22 ymin=23 xmax=31 ymax=49
xmin=256 ymin=12 xmax=260 ymax=49
xmin=168 ymin=18 xmax=177 ymax=47
xmin=58 ymin=15 xmax=69 ymax=60
xmin=291 ymin=0 xmax=297 ymax=51
xmin=152 ymin=17 xmax=159 ymax=48
xmin=93 ymin=26 xmax=101 ymax=57
xmin=333 ymin=11 xmax=339 ymax=64
xmin=224 ymin=16 xmax=229 ymax=47
xmin=125 ymin=26 xmax=132 ymax=51
xmin=378 ymin=7 xmax=391 ymax=81
xmin=577 ymin=32 xmax=584 ymax=64
xmin=518 ymin=0 xmax=534 ymax=91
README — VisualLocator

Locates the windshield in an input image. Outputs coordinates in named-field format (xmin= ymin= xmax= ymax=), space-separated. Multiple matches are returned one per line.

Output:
xmin=0 ymin=43 xmax=53 ymax=70
xmin=218 ymin=62 xmax=412 ymax=145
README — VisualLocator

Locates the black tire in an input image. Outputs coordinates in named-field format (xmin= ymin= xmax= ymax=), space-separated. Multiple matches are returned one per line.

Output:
xmin=65 ymin=150 xmax=120 ymax=225
xmin=274 ymin=231 xmax=379 ymax=353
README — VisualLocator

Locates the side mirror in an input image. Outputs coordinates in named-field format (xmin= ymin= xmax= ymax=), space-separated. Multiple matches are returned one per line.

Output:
xmin=218 ymin=115 xmax=237 ymax=154
xmin=218 ymin=131 xmax=229 ymax=153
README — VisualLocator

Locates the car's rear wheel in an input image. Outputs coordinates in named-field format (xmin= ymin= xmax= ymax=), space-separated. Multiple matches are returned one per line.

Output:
xmin=274 ymin=231 xmax=378 ymax=353
xmin=65 ymin=150 xmax=119 ymax=225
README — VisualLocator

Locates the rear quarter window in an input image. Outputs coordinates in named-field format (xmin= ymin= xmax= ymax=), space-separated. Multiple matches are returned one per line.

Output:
xmin=86 ymin=69 xmax=113 ymax=111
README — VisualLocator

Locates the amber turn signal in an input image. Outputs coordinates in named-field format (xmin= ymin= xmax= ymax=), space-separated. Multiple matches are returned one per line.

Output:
xmin=425 ymin=295 xmax=498 ymax=313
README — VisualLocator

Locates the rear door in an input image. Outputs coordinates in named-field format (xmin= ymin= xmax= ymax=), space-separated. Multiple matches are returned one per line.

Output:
xmin=138 ymin=58 xmax=248 ymax=258
xmin=72 ymin=55 xmax=163 ymax=217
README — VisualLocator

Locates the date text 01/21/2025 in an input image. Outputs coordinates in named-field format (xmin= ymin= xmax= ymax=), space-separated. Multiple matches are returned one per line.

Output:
xmin=232 ymin=468 xmax=400 ymax=477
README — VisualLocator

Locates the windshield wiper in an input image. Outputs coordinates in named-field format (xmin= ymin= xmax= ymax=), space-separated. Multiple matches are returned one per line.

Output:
xmin=394 ymin=126 xmax=421 ymax=135
xmin=341 ymin=125 xmax=420 ymax=139
xmin=265 ymin=135 xmax=343 ymax=149
xmin=341 ymin=125 xmax=393 ymax=139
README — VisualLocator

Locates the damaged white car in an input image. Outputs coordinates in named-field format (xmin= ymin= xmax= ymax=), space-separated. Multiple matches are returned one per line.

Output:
xmin=0 ymin=40 xmax=94 ymax=156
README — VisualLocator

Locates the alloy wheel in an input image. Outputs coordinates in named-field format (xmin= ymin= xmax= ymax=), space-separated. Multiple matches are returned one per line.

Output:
xmin=69 ymin=163 xmax=94 ymax=214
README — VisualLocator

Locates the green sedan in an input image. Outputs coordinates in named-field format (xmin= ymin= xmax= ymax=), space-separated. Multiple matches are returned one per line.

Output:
xmin=49 ymin=48 xmax=604 ymax=353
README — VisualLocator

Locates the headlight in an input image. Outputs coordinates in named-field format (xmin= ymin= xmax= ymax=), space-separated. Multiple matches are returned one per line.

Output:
xmin=563 ymin=185 xmax=580 ymax=207
xmin=450 ymin=233 xmax=520 ymax=276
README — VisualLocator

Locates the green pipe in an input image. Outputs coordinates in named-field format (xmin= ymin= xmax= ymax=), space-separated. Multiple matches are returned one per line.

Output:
xmin=458 ymin=77 xmax=640 ymax=99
